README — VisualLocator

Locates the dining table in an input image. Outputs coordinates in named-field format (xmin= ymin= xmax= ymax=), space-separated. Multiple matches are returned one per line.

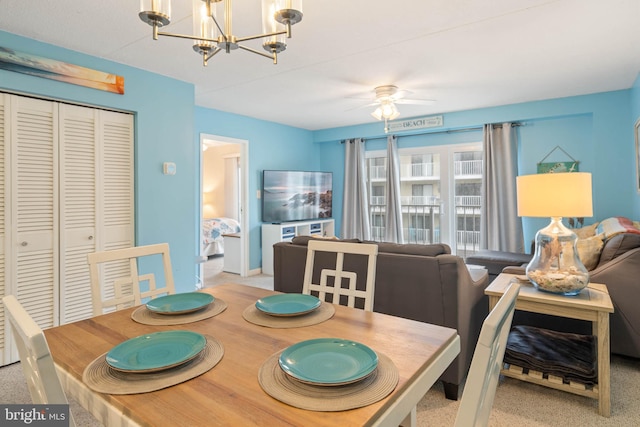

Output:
xmin=43 ymin=283 xmax=460 ymax=427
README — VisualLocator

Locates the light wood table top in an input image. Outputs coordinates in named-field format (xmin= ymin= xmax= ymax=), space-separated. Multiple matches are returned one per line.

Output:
xmin=44 ymin=284 xmax=460 ymax=426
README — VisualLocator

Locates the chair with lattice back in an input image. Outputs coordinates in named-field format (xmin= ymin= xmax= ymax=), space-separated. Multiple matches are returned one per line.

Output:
xmin=87 ymin=243 xmax=175 ymax=316
xmin=2 ymin=295 xmax=77 ymax=427
xmin=302 ymin=239 xmax=378 ymax=311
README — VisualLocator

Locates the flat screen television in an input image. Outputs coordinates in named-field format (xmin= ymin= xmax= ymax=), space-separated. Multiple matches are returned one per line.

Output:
xmin=262 ymin=170 xmax=332 ymax=223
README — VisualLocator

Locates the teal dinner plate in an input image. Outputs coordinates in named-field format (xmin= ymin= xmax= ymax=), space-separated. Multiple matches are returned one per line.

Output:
xmin=106 ymin=331 xmax=207 ymax=373
xmin=146 ymin=292 xmax=214 ymax=315
xmin=278 ymin=338 xmax=378 ymax=386
xmin=255 ymin=294 xmax=321 ymax=317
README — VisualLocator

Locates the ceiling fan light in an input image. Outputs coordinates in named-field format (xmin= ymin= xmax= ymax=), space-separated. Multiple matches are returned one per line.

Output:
xmin=372 ymin=101 xmax=400 ymax=121
xmin=387 ymin=108 xmax=400 ymax=120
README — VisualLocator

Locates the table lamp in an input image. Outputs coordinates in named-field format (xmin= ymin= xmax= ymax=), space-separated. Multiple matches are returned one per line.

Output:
xmin=516 ymin=172 xmax=593 ymax=295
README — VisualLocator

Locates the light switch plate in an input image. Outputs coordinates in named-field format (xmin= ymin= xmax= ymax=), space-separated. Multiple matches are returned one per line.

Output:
xmin=163 ymin=162 xmax=176 ymax=175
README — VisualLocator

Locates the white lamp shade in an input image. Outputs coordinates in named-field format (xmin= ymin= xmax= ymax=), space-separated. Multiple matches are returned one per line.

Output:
xmin=517 ymin=172 xmax=593 ymax=218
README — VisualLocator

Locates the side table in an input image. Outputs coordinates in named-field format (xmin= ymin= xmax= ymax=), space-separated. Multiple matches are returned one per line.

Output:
xmin=486 ymin=273 xmax=614 ymax=417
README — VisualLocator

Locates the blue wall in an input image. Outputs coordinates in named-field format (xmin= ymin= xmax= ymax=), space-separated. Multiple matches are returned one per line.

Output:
xmin=316 ymin=90 xmax=637 ymax=246
xmin=194 ymin=107 xmax=316 ymax=270
xmin=0 ymin=31 xmax=199 ymax=292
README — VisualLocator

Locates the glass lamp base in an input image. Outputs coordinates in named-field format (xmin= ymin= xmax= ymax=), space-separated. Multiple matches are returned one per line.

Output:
xmin=525 ymin=217 xmax=590 ymax=296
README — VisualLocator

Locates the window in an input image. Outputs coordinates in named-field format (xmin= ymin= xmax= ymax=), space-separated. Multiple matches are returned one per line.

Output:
xmin=366 ymin=143 xmax=483 ymax=256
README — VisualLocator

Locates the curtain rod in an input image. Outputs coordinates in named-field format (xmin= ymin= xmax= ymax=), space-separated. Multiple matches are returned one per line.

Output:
xmin=341 ymin=122 xmax=523 ymax=143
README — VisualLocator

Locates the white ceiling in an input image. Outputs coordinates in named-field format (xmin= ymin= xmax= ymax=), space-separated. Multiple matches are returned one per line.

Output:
xmin=1 ymin=0 xmax=639 ymax=130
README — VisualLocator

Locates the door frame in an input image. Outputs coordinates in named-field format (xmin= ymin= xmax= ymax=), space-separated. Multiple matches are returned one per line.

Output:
xmin=199 ymin=133 xmax=249 ymax=277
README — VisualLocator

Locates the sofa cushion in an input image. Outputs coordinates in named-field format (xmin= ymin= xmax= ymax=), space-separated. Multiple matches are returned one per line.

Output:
xmin=362 ymin=241 xmax=450 ymax=257
xmin=290 ymin=236 xmax=361 ymax=246
xmin=290 ymin=236 xmax=450 ymax=256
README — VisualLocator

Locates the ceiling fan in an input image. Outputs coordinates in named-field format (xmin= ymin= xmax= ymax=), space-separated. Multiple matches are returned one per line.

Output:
xmin=349 ymin=85 xmax=435 ymax=121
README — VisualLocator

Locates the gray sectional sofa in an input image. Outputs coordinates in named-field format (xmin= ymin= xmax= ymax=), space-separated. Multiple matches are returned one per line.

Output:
xmin=272 ymin=236 xmax=489 ymax=400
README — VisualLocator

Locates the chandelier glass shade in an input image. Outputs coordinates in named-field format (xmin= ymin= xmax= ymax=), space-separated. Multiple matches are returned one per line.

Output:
xmin=139 ymin=0 xmax=303 ymax=66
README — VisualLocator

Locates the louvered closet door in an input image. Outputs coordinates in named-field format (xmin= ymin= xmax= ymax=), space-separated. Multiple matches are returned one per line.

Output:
xmin=59 ymin=107 xmax=134 ymax=323
xmin=99 ymin=110 xmax=134 ymax=251
xmin=10 ymin=96 xmax=59 ymax=330
xmin=96 ymin=110 xmax=134 ymax=307
xmin=0 ymin=94 xmax=8 ymax=365
xmin=59 ymin=104 xmax=97 ymax=323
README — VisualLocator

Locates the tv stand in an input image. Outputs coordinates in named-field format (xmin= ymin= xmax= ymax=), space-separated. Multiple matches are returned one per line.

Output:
xmin=261 ymin=219 xmax=335 ymax=275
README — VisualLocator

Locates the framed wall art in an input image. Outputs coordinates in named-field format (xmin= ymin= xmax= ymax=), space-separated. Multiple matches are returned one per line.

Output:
xmin=536 ymin=145 xmax=579 ymax=174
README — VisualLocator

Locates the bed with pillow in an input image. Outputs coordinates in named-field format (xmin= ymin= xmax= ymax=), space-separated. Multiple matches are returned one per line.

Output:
xmin=202 ymin=217 xmax=241 ymax=256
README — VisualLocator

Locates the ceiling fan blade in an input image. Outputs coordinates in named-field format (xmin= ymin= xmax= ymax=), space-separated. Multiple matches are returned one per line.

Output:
xmin=344 ymin=102 xmax=379 ymax=112
xmin=395 ymin=98 xmax=436 ymax=105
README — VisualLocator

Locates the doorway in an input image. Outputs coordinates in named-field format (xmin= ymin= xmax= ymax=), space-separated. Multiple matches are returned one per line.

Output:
xmin=199 ymin=134 xmax=249 ymax=282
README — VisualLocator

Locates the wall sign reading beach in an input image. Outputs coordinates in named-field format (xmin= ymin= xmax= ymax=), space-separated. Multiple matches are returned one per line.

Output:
xmin=0 ymin=46 xmax=124 ymax=94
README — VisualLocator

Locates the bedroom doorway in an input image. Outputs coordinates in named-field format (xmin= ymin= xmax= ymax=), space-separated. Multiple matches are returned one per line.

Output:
xmin=199 ymin=134 xmax=249 ymax=282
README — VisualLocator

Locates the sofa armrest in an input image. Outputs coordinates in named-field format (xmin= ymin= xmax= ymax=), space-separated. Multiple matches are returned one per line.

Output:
xmin=502 ymin=265 xmax=526 ymax=275
xmin=465 ymin=250 xmax=532 ymax=282
xmin=436 ymin=255 xmax=489 ymax=386
xmin=589 ymin=247 xmax=640 ymax=357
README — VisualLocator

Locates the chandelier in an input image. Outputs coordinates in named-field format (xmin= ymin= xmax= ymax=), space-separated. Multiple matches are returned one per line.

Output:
xmin=139 ymin=0 xmax=303 ymax=66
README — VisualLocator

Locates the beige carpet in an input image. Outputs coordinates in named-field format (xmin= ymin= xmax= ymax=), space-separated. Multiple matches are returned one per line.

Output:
xmin=1 ymin=264 xmax=638 ymax=426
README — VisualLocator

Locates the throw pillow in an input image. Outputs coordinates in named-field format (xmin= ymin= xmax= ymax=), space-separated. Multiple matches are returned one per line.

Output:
xmin=576 ymin=233 xmax=605 ymax=270
xmin=571 ymin=222 xmax=599 ymax=239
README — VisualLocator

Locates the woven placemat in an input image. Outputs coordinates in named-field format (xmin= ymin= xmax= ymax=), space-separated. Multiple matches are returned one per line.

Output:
xmin=258 ymin=351 xmax=398 ymax=411
xmin=83 ymin=334 xmax=223 ymax=394
xmin=131 ymin=299 xmax=227 ymax=325
xmin=242 ymin=302 xmax=335 ymax=328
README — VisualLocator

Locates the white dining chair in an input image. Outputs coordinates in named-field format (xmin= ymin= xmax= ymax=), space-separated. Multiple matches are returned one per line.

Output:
xmin=302 ymin=239 xmax=378 ymax=311
xmin=87 ymin=243 xmax=176 ymax=316
xmin=453 ymin=282 xmax=521 ymax=427
xmin=2 ymin=295 xmax=77 ymax=427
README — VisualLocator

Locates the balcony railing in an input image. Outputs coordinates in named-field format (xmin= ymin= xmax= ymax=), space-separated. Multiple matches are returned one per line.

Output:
xmin=401 ymin=196 xmax=440 ymax=206
xmin=401 ymin=162 xmax=439 ymax=179
xmin=454 ymin=195 xmax=481 ymax=207
xmin=370 ymin=196 xmax=386 ymax=205
xmin=454 ymin=204 xmax=481 ymax=257
xmin=368 ymin=194 xmax=483 ymax=257
xmin=454 ymin=159 xmax=482 ymax=177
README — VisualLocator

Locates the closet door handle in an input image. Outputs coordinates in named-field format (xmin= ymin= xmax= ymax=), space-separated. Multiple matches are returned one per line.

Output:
xmin=21 ymin=241 xmax=28 ymax=246
xmin=88 ymin=236 xmax=94 ymax=240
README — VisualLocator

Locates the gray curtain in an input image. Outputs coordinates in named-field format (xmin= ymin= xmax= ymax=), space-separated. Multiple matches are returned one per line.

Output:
xmin=480 ymin=123 xmax=524 ymax=252
xmin=384 ymin=135 xmax=404 ymax=243
xmin=341 ymin=138 xmax=371 ymax=240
